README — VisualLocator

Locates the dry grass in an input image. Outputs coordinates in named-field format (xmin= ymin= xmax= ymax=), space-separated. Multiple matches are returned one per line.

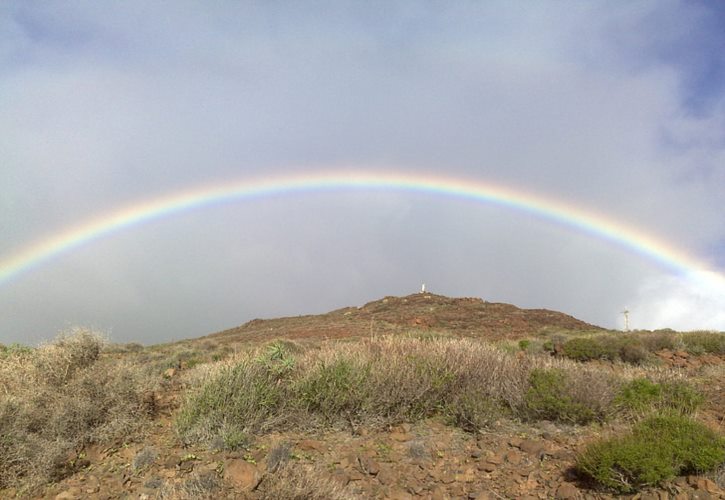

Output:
xmin=0 ymin=328 xmax=156 ymax=491
xmin=157 ymin=471 xmax=223 ymax=500
xmin=176 ymin=336 xmax=622 ymax=446
xmin=257 ymin=463 xmax=359 ymax=500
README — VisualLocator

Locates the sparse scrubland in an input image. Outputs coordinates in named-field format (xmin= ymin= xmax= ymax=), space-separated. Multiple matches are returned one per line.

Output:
xmin=175 ymin=336 xmax=620 ymax=444
xmin=175 ymin=334 xmax=724 ymax=494
xmin=2 ymin=307 xmax=725 ymax=497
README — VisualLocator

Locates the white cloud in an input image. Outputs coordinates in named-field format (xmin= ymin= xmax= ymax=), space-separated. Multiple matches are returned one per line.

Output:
xmin=631 ymin=272 xmax=725 ymax=331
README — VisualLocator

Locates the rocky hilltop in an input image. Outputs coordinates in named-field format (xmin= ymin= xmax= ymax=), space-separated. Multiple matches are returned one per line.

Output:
xmin=209 ymin=293 xmax=602 ymax=345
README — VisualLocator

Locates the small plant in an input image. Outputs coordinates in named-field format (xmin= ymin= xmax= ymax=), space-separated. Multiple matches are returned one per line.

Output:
xmin=256 ymin=341 xmax=296 ymax=378
xmin=562 ymin=337 xmax=606 ymax=361
xmin=266 ymin=441 xmax=292 ymax=472
xmin=518 ymin=339 xmax=531 ymax=351
xmin=615 ymin=378 xmax=661 ymax=414
xmin=445 ymin=391 xmax=507 ymax=431
xmin=295 ymin=358 xmax=371 ymax=421
xmin=617 ymin=339 xmax=650 ymax=365
xmin=524 ymin=368 xmax=600 ymax=424
xmin=542 ymin=340 xmax=554 ymax=353
xmin=576 ymin=414 xmax=725 ymax=493
xmin=615 ymin=378 xmax=704 ymax=417
xmin=659 ymin=380 xmax=704 ymax=414
xmin=132 ymin=447 xmax=158 ymax=472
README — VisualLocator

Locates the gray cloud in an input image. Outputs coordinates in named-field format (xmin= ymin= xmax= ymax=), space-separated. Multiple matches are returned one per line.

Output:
xmin=1 ymin=1 xmax=724 ymax=345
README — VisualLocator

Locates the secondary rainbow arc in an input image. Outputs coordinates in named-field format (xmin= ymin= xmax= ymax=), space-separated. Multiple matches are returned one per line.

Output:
xmin=0 ymin=170 xmax=723 ymax=288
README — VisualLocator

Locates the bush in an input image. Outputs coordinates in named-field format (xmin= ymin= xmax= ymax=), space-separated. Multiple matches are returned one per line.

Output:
xmin=561 ymin=338 xmax=605 ymax=361
xmin=659 ymin=380 xmax=705 ymax=414
xmin=577 ymin=414 xmax=725 ymax=492
xmin=0 ymin=328 xmax=154 ymax=490
xmin=524 ymin=368 xmax=610 ymax=424
xmin=560 ymin=335 xmax=653 ymax=364
xmin=615 ymin=378 xmax=662 ymax=414
xmin=617 ymin=339 xmax=650 ymax=364
xmin=638 ymin=332 xmax=677 ymax=352
xmin=681 ymin=331 xmax=725 ymax=355
xmin=175 ymin=358 xmax=288 ymax=446
xmin=615 ymin=378 xmax=704 ymax=417
xmin=256 ymin=463 xmax=355 ymax=500
xmin=295 ymin=358 xmax=372 ymax=421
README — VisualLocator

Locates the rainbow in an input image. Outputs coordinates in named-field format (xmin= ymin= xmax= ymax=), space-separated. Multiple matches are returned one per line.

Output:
xmin=1 ymin=170 xmax=723 ymax=288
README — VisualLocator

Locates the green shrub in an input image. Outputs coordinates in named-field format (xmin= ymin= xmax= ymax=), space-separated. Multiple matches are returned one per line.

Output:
xmin=518 ymin=339 xmax=531 ymax=351
xmin=561 ymin=335 xmax=654 ymax=364
xmin=638 ymin=332 xmax=677 ymax=352
xmin=175 ymin=358 xmax=287 ymax=445
xmin=295 ymin=358 xmax=371 ymax=421
xmin=681 ymin=331 xmax=725 ymax=355
xmin=177 ymin=337 xmax=536 ymax=445
xmin=445 ymin=391 xmax=509 ymax=432
xmin=561 ymin=338 xmax=606 ymax=361
xmin=577 ymin=414 xmax=725 ymax=492
xmin=617 ymin=339 xmax=650 ymax=364
xmin=615 ymin=378 xmax=662 ymax=414
xmin=659 ymin=380 xmax=704 ymax=414
xmin=542 ymin=340 xmax=555 ymax=353
xmin=0 ymin=343 xmax=34 ymax=358
xmin=615 ymin=378 xmax=704 ymax=417
xmin=524 ymin=369 xmax=599 ymax=424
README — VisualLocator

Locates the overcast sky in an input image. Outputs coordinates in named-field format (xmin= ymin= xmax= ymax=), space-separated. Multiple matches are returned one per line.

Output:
xmin=2 ymin=1 xmax=725 ymax=345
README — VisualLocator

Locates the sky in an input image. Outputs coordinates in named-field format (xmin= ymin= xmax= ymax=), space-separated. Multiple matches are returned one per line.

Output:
xmin=1 ymin=1 xmax=725 ymax=345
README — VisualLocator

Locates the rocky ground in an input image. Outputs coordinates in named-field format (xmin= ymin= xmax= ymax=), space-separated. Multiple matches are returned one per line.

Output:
xmin=208 ymin=293 xmax=602 ymax=346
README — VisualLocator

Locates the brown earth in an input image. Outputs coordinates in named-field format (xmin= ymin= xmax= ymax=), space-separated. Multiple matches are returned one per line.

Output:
xmin=15 ymin=294 xmax=725 ymax=500
xmin=208 ymin=293 xmax=603 ymax=346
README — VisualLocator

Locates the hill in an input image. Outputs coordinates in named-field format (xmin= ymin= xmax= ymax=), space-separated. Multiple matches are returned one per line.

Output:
xmin=207 ymin=293 xmax=602 ymax=346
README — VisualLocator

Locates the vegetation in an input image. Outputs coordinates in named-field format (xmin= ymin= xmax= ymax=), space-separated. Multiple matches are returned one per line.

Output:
xmin=3 ymin=313 xmax=723 ymax=496
xmin=577 ymin=414 xmax=725 ymax=492
xmin=561 ymin=335 xmax=649 ymax=364
xmin=0 ymin=329 xmax=155 ymax=491
xmin=615 ymin=378 xmax=704 ymax=417
xmin=176 ymin=336 xmax=621 ymax=447
xmin=523 ymin=368 xmax=607 ymax=424
xmin=525 ymin=329 xmax=725 ymax=364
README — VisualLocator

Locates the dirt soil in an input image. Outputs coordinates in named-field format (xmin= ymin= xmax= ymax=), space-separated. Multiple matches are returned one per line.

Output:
xmin=208 ymin=293 xmax=603 ymax=347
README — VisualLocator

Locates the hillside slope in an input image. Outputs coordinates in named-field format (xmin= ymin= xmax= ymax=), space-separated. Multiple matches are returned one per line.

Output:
xmin=208 ymin=293 xmax=602 ymax=346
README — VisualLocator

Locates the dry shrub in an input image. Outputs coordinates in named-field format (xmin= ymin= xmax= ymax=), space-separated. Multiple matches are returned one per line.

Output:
xmin=524 ymin=367 xmax=617 ymax=424
xmin=177 ymin=336 xmax=622 ymax=447
xmin=0 ymin=328 xmax=155 ymax=490
xmin=158 ymin=471 xmax=222 ymax=500
xmin=257 ymin=463 xmax=359 ymax=500
xmin=637 ymin=332 xmax=677 ymax=352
